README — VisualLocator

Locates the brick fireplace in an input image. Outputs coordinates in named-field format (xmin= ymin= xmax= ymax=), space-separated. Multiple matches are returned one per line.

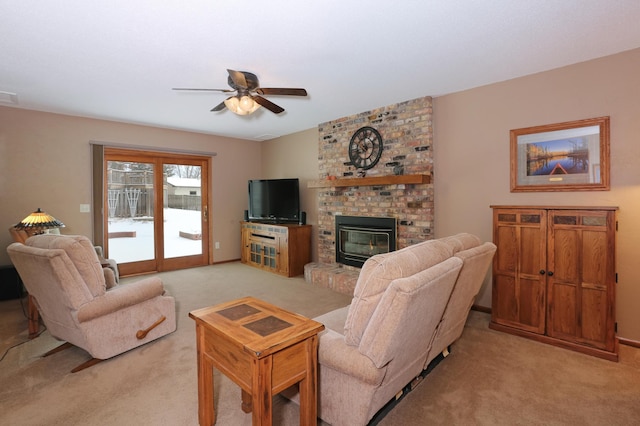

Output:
xmin=305 ymin=96 xmax=434 ymax=295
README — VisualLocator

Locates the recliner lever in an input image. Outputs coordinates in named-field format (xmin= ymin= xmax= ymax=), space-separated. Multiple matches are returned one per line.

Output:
xmin=136 ymin=316 xmax=167 ymax=339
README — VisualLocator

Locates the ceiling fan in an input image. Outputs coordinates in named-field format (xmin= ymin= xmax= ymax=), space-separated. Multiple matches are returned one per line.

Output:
xmin=172 ymin=69 xmax=307 ymax=115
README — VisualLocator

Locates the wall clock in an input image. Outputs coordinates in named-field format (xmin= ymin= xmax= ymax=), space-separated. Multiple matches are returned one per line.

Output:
xmin=348 ymin=126 xmax=383 ymax=170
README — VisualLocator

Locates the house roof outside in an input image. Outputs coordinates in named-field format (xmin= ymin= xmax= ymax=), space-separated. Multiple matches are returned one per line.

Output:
xmin=167 ymin=177 xmax=201 ymax=188
xmin=1 ymin=1 xmax=640 ymax=141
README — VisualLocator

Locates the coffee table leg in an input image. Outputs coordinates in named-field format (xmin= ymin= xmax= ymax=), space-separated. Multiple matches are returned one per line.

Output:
xmin=299 ymin=335 xmax=319 ymax=426
xmin=196 ymin=325 xmax=215 ymax=426
xmin=241 ymin=389 xmax=252 ymax=413
xmin=252 ymin=356 xmax=273 ymax=425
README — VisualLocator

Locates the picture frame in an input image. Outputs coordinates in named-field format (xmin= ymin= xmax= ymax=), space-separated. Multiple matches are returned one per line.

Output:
xmin=510 ymin=116 xmax=610 ymax=192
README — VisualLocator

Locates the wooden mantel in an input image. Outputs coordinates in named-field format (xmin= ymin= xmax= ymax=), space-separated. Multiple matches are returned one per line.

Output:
xmin=307 ymin=174 xmax=431 ymax=188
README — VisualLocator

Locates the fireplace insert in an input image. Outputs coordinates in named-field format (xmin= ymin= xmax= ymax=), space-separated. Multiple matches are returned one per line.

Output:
xmin=335 ymin=216 xmax=397 ymax=268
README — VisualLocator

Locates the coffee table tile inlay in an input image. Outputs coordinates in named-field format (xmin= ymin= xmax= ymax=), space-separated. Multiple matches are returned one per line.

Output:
xmin=189 ymin=297 xmax=325 ymax=425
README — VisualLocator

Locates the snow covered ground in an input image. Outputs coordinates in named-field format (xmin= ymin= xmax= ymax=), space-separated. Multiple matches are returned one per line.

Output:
xmin=107 ymin=208 xmax=202 ymax=263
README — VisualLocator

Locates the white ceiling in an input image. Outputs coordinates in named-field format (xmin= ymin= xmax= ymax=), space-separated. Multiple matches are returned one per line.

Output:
xmin=2 ymin=1 xmax=640 ymax=141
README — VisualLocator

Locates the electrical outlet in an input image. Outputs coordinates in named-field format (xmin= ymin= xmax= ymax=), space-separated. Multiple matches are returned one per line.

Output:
xmin=80 ymin=204 xmax=90 ymax=213
xmin=215 ymin=242 xmax=220 ymax=249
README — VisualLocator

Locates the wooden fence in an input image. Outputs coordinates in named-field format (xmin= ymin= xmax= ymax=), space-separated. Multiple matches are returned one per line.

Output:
xmin=107 ymin=190 xmax=201 ymax=218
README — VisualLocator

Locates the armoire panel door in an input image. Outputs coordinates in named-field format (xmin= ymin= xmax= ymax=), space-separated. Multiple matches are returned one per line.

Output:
xmin=547 ymin=210 xmax=615 ymax=351
xmin=492 ymin=208 xmax=547 ymax=334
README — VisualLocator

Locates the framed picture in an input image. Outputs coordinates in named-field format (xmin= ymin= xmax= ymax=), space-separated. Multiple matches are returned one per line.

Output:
xmin=510 ymin=116 xmax=610 ymax=192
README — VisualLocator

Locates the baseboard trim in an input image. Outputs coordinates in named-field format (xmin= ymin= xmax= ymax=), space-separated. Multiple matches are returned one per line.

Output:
xmin=212 ymin=258 xmax=241 ymax=265
xmin=618 ymin=337 xmax=640 ymax=348
xmin=471 ymin=304 xmax=491 ymax=314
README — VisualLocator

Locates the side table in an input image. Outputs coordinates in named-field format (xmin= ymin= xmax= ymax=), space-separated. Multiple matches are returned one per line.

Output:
xmin=189 ymin=296 xmax=325 ymax=426
xmin=27 ymin=295 xmax=40 ymax=338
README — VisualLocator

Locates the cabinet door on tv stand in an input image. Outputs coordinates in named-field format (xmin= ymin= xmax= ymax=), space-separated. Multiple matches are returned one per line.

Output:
xmin=260 ymin=243 xmax=278 ymax=272
xmin=248 ymin=238 xmax=277 ymax=272
xmin=277 ymin=234 xmax=289 ymax=276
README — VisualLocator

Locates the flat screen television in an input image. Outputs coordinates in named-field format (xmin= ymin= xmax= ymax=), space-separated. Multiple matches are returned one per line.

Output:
xmin=247 ymin=178 xmax=300 ymax=223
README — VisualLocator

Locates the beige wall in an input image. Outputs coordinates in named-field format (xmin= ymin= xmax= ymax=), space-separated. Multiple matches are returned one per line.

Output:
xmin=265 ymin=48 xmax=640 ymax=341
xmin=433 ymin=48 xmax=640 ymax=340
xmin=262 ymin=128 xmax=319 ymax=260
xmin=0 ymin=107 xmax=262 ymax=266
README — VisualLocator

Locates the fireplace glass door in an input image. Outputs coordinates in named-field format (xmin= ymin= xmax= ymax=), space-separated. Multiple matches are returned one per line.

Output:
xmin=339 ymin=227 xmax=390 ymax=263
xmin=335 ymin=216 xmax=397 ymax=268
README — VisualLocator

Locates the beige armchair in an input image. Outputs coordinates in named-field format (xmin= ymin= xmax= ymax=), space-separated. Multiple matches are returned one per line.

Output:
xmin=8 ymin=227 xmax=121 ymax=336
xmin=7 ymin=234 xmax=176 ymax=372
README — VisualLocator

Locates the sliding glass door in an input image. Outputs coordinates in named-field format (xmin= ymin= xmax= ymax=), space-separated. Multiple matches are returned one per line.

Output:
xmin=163 ymin=162 xmax=204 ymax=259
xmin=104 ymin=148 xmax=210 ymax=275
xmin=106 ymin=159 xmax=156 ymax=267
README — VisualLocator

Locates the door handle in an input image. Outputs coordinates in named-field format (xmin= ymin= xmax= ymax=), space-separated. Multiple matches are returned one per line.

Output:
xmin=547 ymin=271 xmax=554 ymax=276
xmin=539 ymin=270 xmax=546 ymax=275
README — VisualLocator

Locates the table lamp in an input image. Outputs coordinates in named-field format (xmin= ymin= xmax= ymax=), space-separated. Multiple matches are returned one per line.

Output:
xmin=14 ymin=208 xmax=65 ymax=236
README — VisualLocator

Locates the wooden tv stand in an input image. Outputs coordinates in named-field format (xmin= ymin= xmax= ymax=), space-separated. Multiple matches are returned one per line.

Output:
xmin=241 ymin=221 xmax=311 ymax=277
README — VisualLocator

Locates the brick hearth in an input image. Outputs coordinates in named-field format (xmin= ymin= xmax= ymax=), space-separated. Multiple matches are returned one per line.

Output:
xmin=305 ymin=95 xmax=434 ymax=295
xmin=304 ymin=263 xmax=359 ymax=296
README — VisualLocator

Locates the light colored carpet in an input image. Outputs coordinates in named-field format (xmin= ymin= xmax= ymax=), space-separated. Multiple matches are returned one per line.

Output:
xmin=0 ymin=261 xmax=639 ymax=425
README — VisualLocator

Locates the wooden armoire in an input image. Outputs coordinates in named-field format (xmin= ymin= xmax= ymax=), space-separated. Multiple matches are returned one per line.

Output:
xmin=489 ymin=206 xmax=618 ymax=361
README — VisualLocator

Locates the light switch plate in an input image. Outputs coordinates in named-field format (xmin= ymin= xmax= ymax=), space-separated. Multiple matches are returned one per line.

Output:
xmin=80 ymin=204 xmax=90 ymax=213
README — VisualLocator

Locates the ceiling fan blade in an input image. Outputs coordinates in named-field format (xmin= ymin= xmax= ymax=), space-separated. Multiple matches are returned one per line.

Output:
xmin=227 ymin=69 xmax=249 ymax=90
xmin=211 ymin=99 xmax=229 ymax=112
xmin=256 ymin=88 xmax=307 ymax=96
xmin=172 ymin=88 xmax=234 ymax=92
xmin=253 ymin=96 xmax=285 ymax=114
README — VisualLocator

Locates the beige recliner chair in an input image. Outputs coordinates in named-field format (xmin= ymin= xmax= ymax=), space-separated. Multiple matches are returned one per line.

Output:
xmin=285 ymin=234 xmax=496 ymax=425
xmin=8 ymin=226 xmax=119 ymax=286
xmin=7 ymin=234 xmax=176 ymax=372
xmin=9 ymin=227 xmax=121 ymax=337
xmin=424 ymin=233 xmax=497 ymax=367
xmin=286 ymin=238 xmax=465 ymax=425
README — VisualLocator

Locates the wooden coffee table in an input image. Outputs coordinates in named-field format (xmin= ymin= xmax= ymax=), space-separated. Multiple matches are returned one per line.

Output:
xmin=189 ymin=296 xmax=325 ymax=426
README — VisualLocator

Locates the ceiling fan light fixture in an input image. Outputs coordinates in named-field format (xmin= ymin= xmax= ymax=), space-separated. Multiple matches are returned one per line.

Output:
xmin=175 ymin=69 xmax=304 ymax=115
xmin=239 ymin=95 xmax=255 ymax=112
xmin=224 ymin=95 xmax=260 ymax=115
xmin=224 ymin=96 xmax=239 ymax=111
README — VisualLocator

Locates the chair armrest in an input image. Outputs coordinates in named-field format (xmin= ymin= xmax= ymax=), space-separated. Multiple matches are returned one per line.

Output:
xmin=103 ymin=267 xmax=118 ymax=289
xmin=319 ymin=329 xmax=385 ymax=386
xmin=76 ymin=277 xmax=166 ymax=323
